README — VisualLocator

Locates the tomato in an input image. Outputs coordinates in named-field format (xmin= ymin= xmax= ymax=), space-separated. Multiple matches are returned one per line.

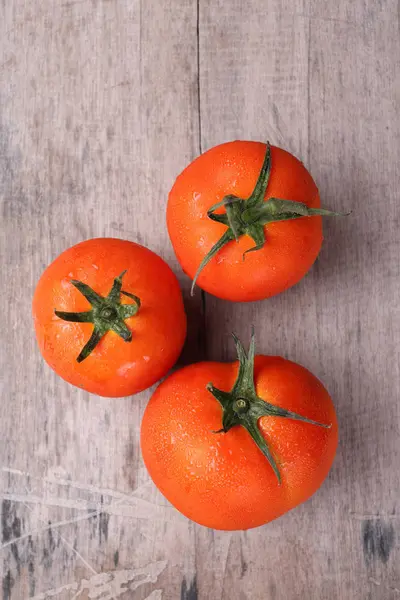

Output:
xmin=141 ymin=333 xmax=338 ymax=530
xmin=33 ymin=238 xmax=186 ymax=397
xmin=167 ymin=141 xmax=343 ymax=302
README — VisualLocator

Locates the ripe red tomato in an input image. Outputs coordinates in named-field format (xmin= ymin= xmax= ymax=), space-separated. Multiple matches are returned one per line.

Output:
xmin=141 ymin=333 xmax=338 ymax=530
xmin=167 ymin=141 xmax=343 ymax=302
xmin=33 ymin=238 xmax=186 ymax=397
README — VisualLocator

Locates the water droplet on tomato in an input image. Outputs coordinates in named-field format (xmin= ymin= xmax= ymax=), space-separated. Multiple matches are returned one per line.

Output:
xmin=117 ymin=362 xmax=136 ymax=376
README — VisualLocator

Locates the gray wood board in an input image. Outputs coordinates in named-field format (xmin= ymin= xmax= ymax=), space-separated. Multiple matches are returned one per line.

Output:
xmin=1 ymin=0 xmax=399 ymax=599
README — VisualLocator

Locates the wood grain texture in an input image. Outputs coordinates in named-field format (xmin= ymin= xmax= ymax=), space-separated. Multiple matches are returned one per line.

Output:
xmin=1 ymin=0 xmax=399 ymax=599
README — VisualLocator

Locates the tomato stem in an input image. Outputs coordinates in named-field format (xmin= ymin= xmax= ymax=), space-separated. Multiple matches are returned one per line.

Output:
xmin=54 ymin=271 xmax=141 ymax=362
xmin=190 ymin=142 xmax=348 ymax=295
xmin=207 ymin=331 xmax=331 ymax=484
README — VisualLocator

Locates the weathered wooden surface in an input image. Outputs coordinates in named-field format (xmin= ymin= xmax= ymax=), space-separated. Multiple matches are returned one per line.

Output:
xmin=0 ymin=0 xmax=399 ymax=598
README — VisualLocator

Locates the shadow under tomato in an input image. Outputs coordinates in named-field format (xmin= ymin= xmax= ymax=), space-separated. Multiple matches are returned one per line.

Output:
xmin=177 ymin=288 xmax=208 ymax=366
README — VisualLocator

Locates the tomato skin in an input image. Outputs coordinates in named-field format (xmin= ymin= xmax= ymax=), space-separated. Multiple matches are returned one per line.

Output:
xmin=141 ymin=356 xmax=338 ymax=530
xmin=33 ymin=238 xmax=186 ymax=397
xmin=167 ymin=141 xmax=322 ymax=301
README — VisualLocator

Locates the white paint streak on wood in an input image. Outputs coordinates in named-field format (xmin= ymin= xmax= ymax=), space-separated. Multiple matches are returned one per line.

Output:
xmin=0 ymin=511 xmax=100 ymax=552
xmin=2 ymin=465 xmax=152 ymax=501
xmin=0 ymin=492 xmax=182 ymax=551
xmin=30 ymin=581 xmax=79 ymax=599
xmin=60 ymin=534 xmax=98 ymax=576
xmin=30 ymin=561 xmax=167 ymax=600
xmin=1 ymin=0 xmax=399 ymax=597
xmin=144 ymin=591 xmax=163 ymax=600
xmin=21 ymin=496 xmax=99 ymax=576
xmin=1 ymin=492 xmax=177 ymax=519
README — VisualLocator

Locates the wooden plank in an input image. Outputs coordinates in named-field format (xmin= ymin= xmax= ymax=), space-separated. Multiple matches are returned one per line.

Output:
xmin=0 ymin=1 xmax=200 ymax=598
xmin=198 ymin=0 xmax=400 ymax=599
xmin=307 ymin=8 xmax=400 ymax=598
xmin=1 ymin=0 xmax=399 ymax=598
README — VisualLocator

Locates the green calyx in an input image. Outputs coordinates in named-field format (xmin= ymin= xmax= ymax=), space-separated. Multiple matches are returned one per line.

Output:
xmin=55 ymin=271 xmax=141 ymax=363
xmin=207 ymin=330 xmax=331 ymax=484
xmin=191 ymin=142 xmax=348 ymax=294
